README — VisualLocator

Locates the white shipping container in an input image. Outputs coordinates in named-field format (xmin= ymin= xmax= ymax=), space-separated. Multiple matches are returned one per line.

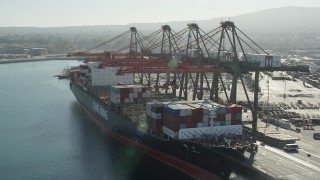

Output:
xmin=133 ymin=87 xmax=138 ymax=93
xmin=179 ymin=109 xmax=186 ymax=116
xmin=226 ymin=113 xmax=231 ymax=121
xmin=150 ymin=112 xmax=156 ymax=119
xmin=187 ymin=103 xmax=202 ymax=109
xmin=226 ymin=120 xmax=231 ymax=125
xmin=202 ymin=108 xmax=209 ymax=115
xmin=142 ymin=92 xmax=151 ymax=98
xmin=197 ymin=122 xmax=203 ymax=127
xmin=151 ymin=112 xmax=162 ymax=120
xmin=176 ymin=104 xmax=193 ymax=116
xmin=203 ymin=115 xmax=209 ymax=122
xmin=146 ymin=110 xmax=152 ymax=117
xmin=180 ymin=124 xmax=187 ymax=129
xmin=80 ymin=69 xmax=89 ymax=73
xmin=202 ymin=122 xmax=209 ymax=127
xmin=111 ymin=92 xmax=120 ymax=98
xmin=87 ymin=62 xmax=100 ymax=69
xmin=156 ymin=113 xmax=162 ymax=120
xmin=209 ymin=110 xmax=217 ymax=117
xmin=146 ymin=103 xmax=152 ymax=111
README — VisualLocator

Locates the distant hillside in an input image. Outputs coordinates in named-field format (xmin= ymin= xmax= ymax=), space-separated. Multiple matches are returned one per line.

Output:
xmin=1 ymin=6 xmax=319 ymax=54
xmin=0 ymin=6 xmax=319 ymax=34
xmin=232 ymin=6 xmax=320 ymax=32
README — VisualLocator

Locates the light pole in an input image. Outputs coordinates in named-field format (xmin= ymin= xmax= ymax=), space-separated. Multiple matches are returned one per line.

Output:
xmin=265 ymin=75 xmax=270 ymax=135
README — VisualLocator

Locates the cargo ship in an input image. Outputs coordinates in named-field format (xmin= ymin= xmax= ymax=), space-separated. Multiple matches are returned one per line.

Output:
xmin=69 ymin=61 xmax=251 ymax=179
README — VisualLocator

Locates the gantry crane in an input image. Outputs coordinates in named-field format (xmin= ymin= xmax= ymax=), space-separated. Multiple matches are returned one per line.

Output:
xmin=70 ymin=22 xmax=310 ymax=142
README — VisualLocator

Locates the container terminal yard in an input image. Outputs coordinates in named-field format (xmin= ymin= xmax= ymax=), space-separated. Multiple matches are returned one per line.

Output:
xmin=66 ymin=21 xmax=320 ymax=179
xmin=240 ymin=71 xmax=320 ymax=179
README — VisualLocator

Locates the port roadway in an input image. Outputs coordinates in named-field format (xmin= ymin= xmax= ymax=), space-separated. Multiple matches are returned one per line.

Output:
xmin=243 ymin=130 xmax=320 ymax=179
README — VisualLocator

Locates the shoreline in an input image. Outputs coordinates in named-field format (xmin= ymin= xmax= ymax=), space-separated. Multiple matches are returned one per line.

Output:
xmin=0 ymin=57 xmax=84 ymax=64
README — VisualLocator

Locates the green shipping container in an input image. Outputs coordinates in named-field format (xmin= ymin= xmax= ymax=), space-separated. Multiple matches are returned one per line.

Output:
xmin=236 ymin=113 xmax=242 ymax=120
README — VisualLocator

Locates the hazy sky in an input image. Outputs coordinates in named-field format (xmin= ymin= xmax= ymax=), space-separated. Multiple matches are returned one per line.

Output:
xmin=1 ymin=0 xmax=320 ymax=27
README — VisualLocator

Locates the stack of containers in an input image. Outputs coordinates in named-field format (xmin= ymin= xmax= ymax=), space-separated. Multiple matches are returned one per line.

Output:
xmin=186 ymin=103 xmax=205 ymax=127
xmin=163 ymin=103 xmax=203 ymax=132
xmin=226 ymin=104 xmax=242 ymax=125
xmin=70 ymin=70 xmax=80 ymax=84
xmin=110 ymin=85 xmax=151 ymax=104
xmin=163 ymin=104 xmax=183 ymax=132
xmin=146 ymin=102 xmax=164 ymax=133
xmin=145 ymin=100 xmax=243 ymax=138
xmin=198 ymin=103 xmax=220 ymax=126
xmin=215 ymin=104 xmax=227 ymax=126
xmin=197 ymin=101 xmax=232 ymax=126
xmin=79 ymin=64 xmax=90 ymax=86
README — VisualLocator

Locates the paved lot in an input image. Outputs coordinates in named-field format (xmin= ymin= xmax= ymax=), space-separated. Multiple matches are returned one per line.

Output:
xmin=243 ymin=125 xmax=320 ymax=180
xmin=233 ymin=72 xmax=320 ymax=179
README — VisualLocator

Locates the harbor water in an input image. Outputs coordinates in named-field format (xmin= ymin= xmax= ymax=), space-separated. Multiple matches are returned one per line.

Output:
xmin=0 ymin=60 xmax=250 ymax=179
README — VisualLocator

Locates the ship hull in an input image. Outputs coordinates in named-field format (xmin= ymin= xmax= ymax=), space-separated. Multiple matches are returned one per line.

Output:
xmin=70 ymin=83 xmax=247 ymax=179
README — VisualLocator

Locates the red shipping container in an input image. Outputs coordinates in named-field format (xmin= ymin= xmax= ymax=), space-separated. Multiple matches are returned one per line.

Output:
xmin=191 ymin=115 xmax=201 ymax=123
xmin=164 ymin=121 xmax=180 ymax=131
xmin=120 ymin=93 xmax=128 ymax=98
xmin=180 ymin=116 xmax=191 ymax=124
xmin=186 ymin=123 xmax=197 ymax=128
xmin=229 ymin=104 xmax=242 ymax=113
xmin=231 ymin=113 xmax=237 ymax=120
xmin=227 ymin=104 xmax=242 ymax=113
xmin=180 ymin=116 xmax=186 ymax=124
xmin=216 ymin=113 xmax=226 ymax=121
xmin=231 ymin=120 xmax=241 ymax=125
xmin=163 ymin=113 xmax=169 ymax=121
xmin=226 ymin=107 xmax=232 ymax=113
xmin=164 ymin=113 xmax=180 ymax=124
xmin=185 ymin=116 xmax=192 ymax=124
xmin=234 ymin=106 xmax=242 ymax=113
xmin=151 ymin=120 xmax=162 ymax=132
xmin=191 ymin=109 xmax=197 ymax=116
xmin=156 ymin=107 xmax=163 ymax=113
xmin=163 ymin=113 xmax=168 ymax=122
